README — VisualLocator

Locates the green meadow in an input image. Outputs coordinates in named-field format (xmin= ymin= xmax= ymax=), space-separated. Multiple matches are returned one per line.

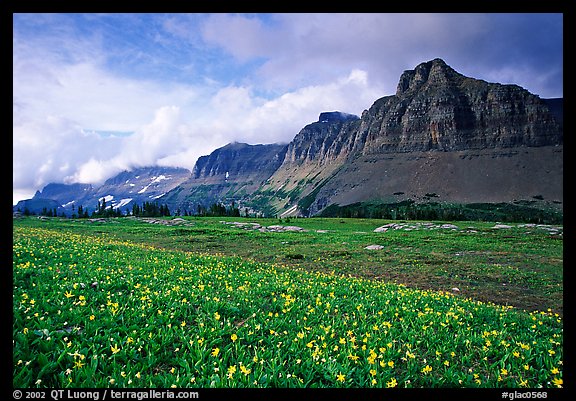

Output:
xmin=13 ymin=216 xmax=563 ymax=388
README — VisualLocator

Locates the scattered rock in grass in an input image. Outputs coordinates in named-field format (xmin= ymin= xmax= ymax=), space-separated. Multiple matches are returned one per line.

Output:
xmin=440 ymin=224 xmax=459 ymax=229
xmin=221 ymin=220 xmax=562 ymax=236
xmin=224 ymin=221 xmax=307 ymax=233
xmin=138 ymin=217 xmax=192 ymax=226
xmin=451 ymin=287 xmax=460 ymax=292
xmin=285 ymin=253 xmax=305 ymax=260
xmin=374 ymin=222 xmax=461 ymax=232
xmin=365 ymin=245 xmax=385 ymax=250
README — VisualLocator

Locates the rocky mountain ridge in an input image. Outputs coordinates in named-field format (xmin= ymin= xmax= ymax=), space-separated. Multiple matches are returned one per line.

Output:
xmin=15 ymin=166 xmax=190 ymax=215
xmin=252 ymin=58 xmax=562 ymax=216
xmin=15 ymin=58 xmax=563 ymax=218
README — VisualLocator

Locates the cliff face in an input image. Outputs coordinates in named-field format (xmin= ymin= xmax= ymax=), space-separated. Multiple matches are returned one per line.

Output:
xmin=282 ymin=116 xmax=360 ymax=166
xmin=178 ymin=58 xmax=562 ymax=217
xmin=161 ymin=143 xmax=288 ymax=213
xmin=192 ymin=142 xmax=287 ymax=181
xmin=262 ymin=58 xmax=563 ymax=216
xmin=270 ymin=58 xmax=562 ymax=181
xmin=357 ymin=58 xmax=562 ymax=154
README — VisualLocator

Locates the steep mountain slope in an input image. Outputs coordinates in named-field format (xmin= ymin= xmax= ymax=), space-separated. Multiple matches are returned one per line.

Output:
xmin=359 ymin=58 xmax=561 ymax=153
xmin=160 ymin=142 xmax=288 ymax=214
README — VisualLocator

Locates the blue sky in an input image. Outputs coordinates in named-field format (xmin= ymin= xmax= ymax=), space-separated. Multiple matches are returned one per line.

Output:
xmin=13 ymin=13 xmax=563 ymax=204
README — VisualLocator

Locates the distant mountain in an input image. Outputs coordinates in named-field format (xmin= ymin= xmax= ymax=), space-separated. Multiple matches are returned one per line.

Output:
xmin=160 ymin=142 xmax=288 ymax=214
xmin=13 ymin=198 xmax=61 ymax=215
xmin=32 ymin=183 xmax=93 ymax=206
xmin=178 ymin=58 xmax=561 ymax=217
xmin=15 ymin=58 xmax=563 ymax=219
xmin=14 ymin=166 xmax=191 ymax=216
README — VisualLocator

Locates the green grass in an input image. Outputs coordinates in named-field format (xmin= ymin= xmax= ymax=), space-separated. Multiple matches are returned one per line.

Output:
xmin=13 ymin=216 xmax=563 ymax=388
xmin=16 ymin=216 xmax=562 ymax=314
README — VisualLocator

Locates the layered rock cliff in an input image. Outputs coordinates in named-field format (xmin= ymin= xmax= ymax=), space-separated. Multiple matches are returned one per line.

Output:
xmin=357 ymin=58 xmax=561 ymax=154
xmin=161 ymin=142 xmax=288 ymax=214
xmin=192 ymin=142 xmax=287 ymax=182
xmin=261 ymin=58 xmax=562 ymax=216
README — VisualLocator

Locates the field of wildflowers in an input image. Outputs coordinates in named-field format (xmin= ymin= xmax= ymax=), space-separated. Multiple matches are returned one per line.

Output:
xmin=13 ymin=219 xmax=563 ymax=388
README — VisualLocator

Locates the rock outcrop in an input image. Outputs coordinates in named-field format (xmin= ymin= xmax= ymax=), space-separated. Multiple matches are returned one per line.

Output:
xmin=161 ymin=143 xmax=289 ymax=214
xmin=192 ymin=142 xmax=287 ymax=181
xmin=357 ymin=58 xmax=562 ymax=154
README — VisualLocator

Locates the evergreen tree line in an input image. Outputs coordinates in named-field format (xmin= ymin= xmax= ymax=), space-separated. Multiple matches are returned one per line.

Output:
xmin=90 ymin=199 xmax=171 ymax=218
xmin=18 ymin=200 xmax=251 ymax=219
xmin=194 ymin=202 xmax=242 ymax=217
xmin=20 ymin=200 xmax=172 ymax=218
xmin=131 ymin=201 xmax=171 ymax=217
xmin=320 ymin=200 xmax=563 ymax=224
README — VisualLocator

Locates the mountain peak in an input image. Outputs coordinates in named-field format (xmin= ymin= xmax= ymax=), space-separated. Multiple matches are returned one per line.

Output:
xmin=396 ymin=58 xmax=461 ymax=96
xmin=318 ymin=111 xmax=360 ymax=123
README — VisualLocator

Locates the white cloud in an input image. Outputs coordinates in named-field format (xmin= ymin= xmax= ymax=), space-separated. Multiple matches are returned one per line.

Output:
xmin=235 ymin=69 xmax=381 ymax=144
xmin=13 ymin=115 xmax=121 ymax=197
xmin=199 ymin=13 xmax=562 ymax=97
xmin=13 ymin=65 xmax=382 ymax=205
xmin=13 ymin=57 xmax=202 ymax=133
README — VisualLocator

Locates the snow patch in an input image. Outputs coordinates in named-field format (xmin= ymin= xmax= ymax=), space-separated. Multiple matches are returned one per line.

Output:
xmin=280 ymin=205 xmax=298 ymax=218
xmin=150 ymin=193 xmax=166 ymax=200
xmin=61 ymin=200 xmax=75 ymax=208
xmin=138 ymin=175 xmax=170 ymax=194
xmin=151 ymin=175 xmax=170 ymax=184
xmin=99 ymin=195 xmax=114 ymax=203
xmin=113 ymin=198 xmax=133 ymax=209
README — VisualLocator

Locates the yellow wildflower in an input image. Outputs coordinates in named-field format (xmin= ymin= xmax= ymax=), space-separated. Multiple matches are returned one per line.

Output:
xmin=552 ymin=377 xmax=563 ymax=387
